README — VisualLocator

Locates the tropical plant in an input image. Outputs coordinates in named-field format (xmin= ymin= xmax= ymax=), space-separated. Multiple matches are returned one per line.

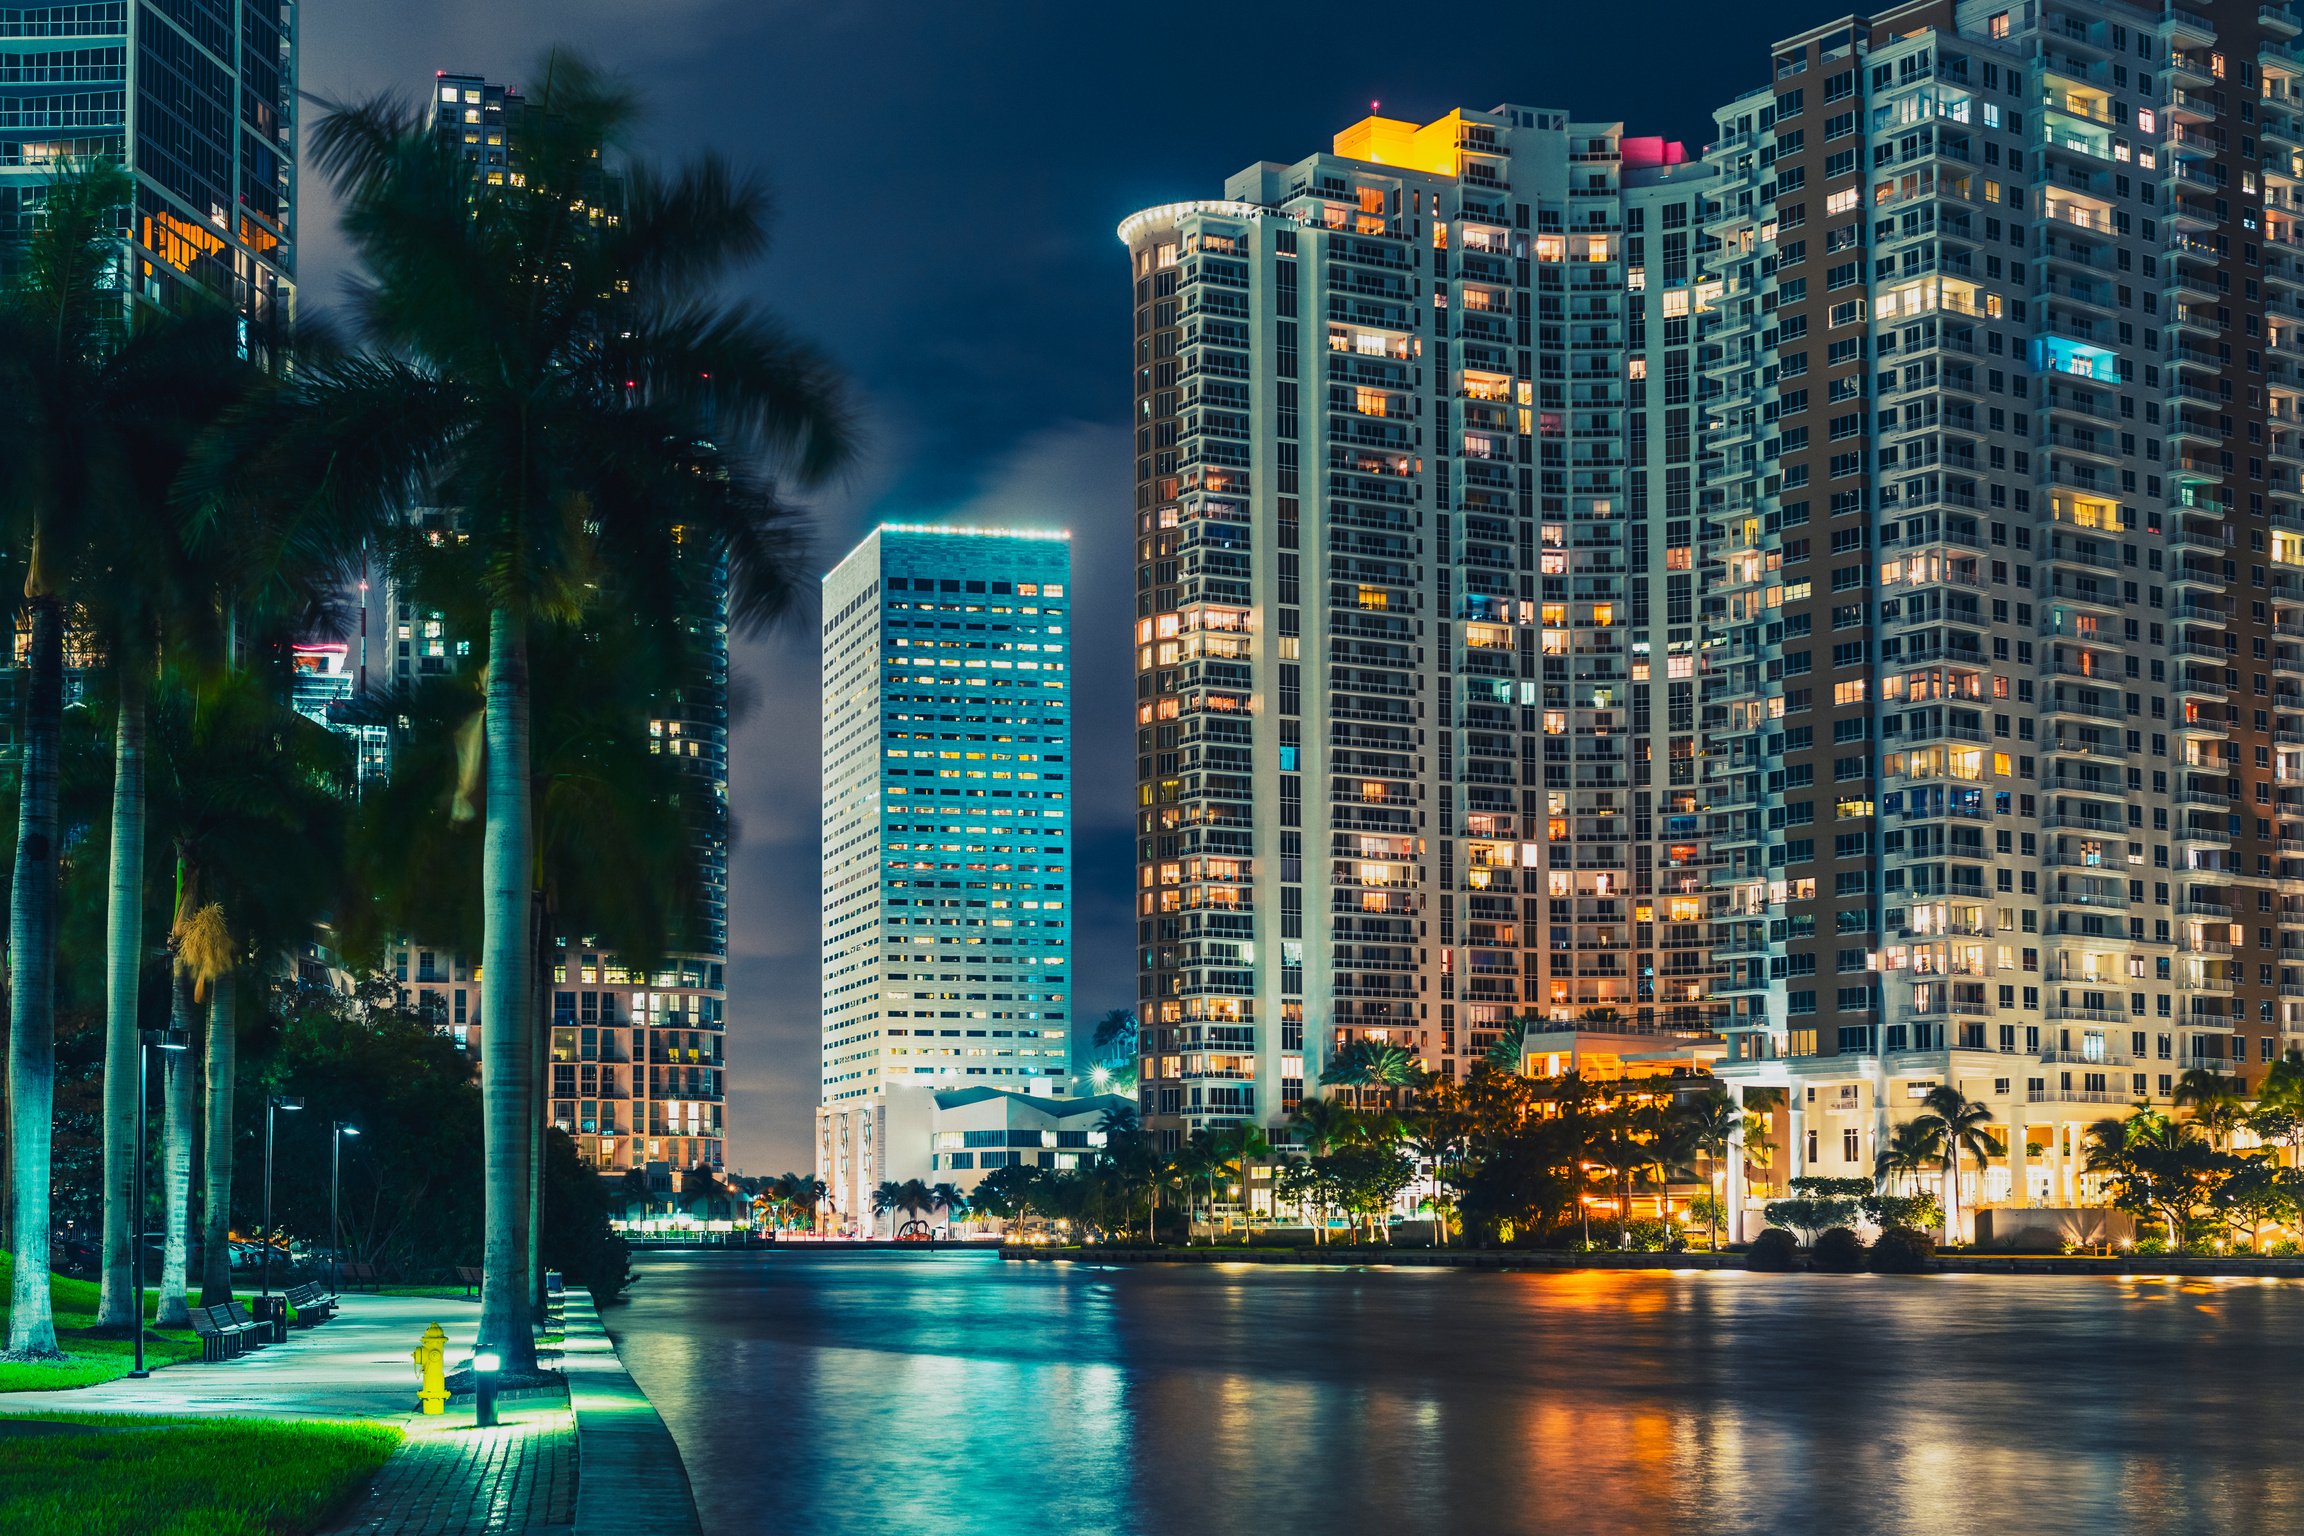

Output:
xmin=254 ymin=53 xmax=850 ymax=1371
xmin=1212 ymin=1123 xmax=1271 ymax=1234
xmin=1910 ymin=1086 xmax=1996 ymax=1246
xmin=1764 ymin=1176 xmax=1870 ymax=1245
xmin=2085 ymin=1106 xmax=2228 ymax=1250
xmin=1481 ymin=1017 xmax=1531 ymax=1073
xmin=0 ymin=160 xmax=230 ymax=1355
xmin=1874 ymin=1118 xmax=1944 ymax=1199
xmin=1318 ymin=1039 xmax=1427 ymax=1105
xmin=2174 ymin=1067 xmax=2247 ymax=1153
xmin=1673 ymin=1090 xmax=1742 ymax=1252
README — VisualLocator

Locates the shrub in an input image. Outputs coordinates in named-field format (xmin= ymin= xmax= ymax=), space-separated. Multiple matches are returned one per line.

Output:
xmin=1869 ymin=1225 xmax=1936 ymax=1274
xmin=1745 ymin=1227 xmax=1799 ymax=1272
xmin=1623 ymin=1219 xmax=1673 ymax=1252
xmin=1811 ymin=1226 xmax=1867 ymax=1273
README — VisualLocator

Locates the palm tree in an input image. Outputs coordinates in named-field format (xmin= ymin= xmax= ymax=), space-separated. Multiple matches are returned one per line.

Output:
xmin=239 ymin=58 xmax=850 ymax=1368
xmin=870 ymin=1180 xmax=902 ymax=1234
xmin=1287 ymin=1095 xmax=1356 ymax=1157
xmin=2253 ymin=1050 xmax=2304 ymax=1169
xmin=1911 ymin=1086 xmax=1995 ymax=1245
xmin=1874 ymin=1119 xmax=1944 ymax=1201
xmin=1213 ymin=1123 xmax=1271 ymax=1235
xmin=1675 ymin=1090 xmax=1742 ymax=1252
xmin=2174 ymin=1067 xmax=2246 ymax=1153
xmin=1587 ymin=1102 xmax=1655 ymax=1248
xmin=142 ymin=668 xmax=351 ymax=1307
xmin=1319 ymin=1039 xmax=1428 ymax=1108
xmin=928 ymin=1182 xmax=965 ymax=1234
xmin=0 ymin=162 xmax=248 ymax=1354
xmin=1482 ymin=1018 xmax=1532 ymax=1073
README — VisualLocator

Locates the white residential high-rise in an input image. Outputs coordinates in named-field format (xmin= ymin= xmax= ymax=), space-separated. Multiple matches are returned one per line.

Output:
xmin=815 ymin=525 xmax=1075 ymax=1229
xmin=1121 ymin=110 xmax=1717 ymax=1148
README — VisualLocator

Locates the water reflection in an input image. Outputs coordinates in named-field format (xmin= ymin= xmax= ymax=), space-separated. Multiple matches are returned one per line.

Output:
xmin=608 ymin=1254 xmax=2304 ymax=1536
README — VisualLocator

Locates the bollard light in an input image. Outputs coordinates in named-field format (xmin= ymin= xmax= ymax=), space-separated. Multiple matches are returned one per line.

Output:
xmin=473 ymin=1350 xmax=502 ymax=1428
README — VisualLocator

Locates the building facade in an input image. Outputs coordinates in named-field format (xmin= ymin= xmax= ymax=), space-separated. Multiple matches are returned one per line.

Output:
xmin=815 ymin=525 xmax=1075 ymax=1229
xmin=1701 ymin=0 xmax=2304 ymax=1231
xmin=1121 ymin=109 xmax=1716 ymax=1148
xmin=0 ymin=0 xmax=298 ymax=360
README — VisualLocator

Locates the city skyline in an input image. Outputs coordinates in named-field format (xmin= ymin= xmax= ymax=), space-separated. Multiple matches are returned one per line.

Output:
xmin=295 ymin=0 xmax=1832 ymax=1173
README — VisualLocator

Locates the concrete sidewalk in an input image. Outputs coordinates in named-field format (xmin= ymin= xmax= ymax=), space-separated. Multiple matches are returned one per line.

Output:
xmin=0 ymin=1293 xmax=490 ymax=1419
xmin=0 ymin=1293 xmax=579 ymax=1535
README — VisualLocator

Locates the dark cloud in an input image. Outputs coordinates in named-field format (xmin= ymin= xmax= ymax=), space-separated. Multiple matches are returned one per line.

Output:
xmin=302 ymin=0 xmax=1825 ymax=1171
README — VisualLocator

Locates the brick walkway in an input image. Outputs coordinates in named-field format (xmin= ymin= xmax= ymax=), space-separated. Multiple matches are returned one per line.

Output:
xmin=324 ymin=1402 xmax=576 ymax=1536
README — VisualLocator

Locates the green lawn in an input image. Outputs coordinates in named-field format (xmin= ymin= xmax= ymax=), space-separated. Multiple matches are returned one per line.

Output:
xmin=0 ymin=1416 xmax=401 ymax=1536
xmin=0 ymin=1255 xmax=204 ymax=1391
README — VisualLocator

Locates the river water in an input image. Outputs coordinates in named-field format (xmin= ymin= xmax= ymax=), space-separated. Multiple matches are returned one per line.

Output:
xmin=607 ymin=1250 xmax=2304 ymax=1536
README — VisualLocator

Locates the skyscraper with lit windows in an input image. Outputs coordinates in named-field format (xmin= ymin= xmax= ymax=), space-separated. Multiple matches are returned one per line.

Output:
xmin=0 ymin=2 xmax=298 ymax=359
xmin=815 ymin=525 xmax=1074 ymax=1230
xmin=1121 ymin=110 xmax=1716 ymax=1151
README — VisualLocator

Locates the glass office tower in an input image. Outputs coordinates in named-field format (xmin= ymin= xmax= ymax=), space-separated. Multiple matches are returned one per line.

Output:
xmin=816 ymin=525 xmax=1074 ymax=1227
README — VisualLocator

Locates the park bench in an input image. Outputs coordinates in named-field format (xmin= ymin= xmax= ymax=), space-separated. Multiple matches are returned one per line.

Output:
xmin=191 ymin=1304 xmax=262 ymax=1362
xmin=456 ymin=1265 xmax=482 ymax=1297
xmin=342 ymin=1260 xmax=378 ymax=1291
xmin=224 ymin=1298 xmax=282 ymax=1346
xmin=285 ymin=1281 xmax=336 ymax=1325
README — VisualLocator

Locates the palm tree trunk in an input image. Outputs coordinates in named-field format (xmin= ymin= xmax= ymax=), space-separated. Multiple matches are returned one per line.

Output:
xmin=527 ymin=891 xmax=548 ymax=1315
xmin=158 ymin=970 xmax=196 ymax=1326
xmin=96 ymin=681 xmax=149 ymax=1329
xmin=478 ymin=608 xmax=538 ymax=1372
xmin=8 ymin=594 xmax=65 ymax=1357
xmin=199 ymin=969 xmax=237 ymax=1306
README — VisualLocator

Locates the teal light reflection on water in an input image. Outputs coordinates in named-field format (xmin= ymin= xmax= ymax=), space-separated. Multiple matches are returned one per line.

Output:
xmin=608 ymin=1254 xmax=2304 ymax=1536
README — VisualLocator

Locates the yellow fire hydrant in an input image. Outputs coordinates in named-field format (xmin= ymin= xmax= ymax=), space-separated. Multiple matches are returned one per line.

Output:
xmin=412 ymin=1323 xmax=449 ymax=1415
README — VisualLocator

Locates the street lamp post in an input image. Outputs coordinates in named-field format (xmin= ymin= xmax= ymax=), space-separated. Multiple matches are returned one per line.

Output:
xmin=129 ymin=1028 xmax=189 ymax=1379
xmin=331 ymin=1123 xmax=360 ymax=1298
xmin=261 ymin=1094 xmax=305 ymax=1302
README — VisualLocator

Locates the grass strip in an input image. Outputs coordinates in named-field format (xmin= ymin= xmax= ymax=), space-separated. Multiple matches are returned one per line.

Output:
xmin=0 ymin=1416 xmax=401 ymax=1535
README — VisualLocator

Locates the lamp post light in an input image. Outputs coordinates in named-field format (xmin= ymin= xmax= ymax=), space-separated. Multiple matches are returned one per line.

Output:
xmin=128 ymin=1027 xmax=190 ymax=1379
xmin=472 ymin=1350 xmax=502 ymax=1428
xmin=331 ymin=1123 xmax=360 ymax=1298
xmin=261 ymin=1094 xmax=305 ymax=1302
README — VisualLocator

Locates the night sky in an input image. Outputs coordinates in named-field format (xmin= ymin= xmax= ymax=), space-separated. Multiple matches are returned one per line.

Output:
xmin=304 ymin=0 xmax=1825 ymax=1174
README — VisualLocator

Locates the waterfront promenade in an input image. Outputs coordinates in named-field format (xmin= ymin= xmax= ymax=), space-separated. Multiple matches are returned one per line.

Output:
xmin=0 ymin=1292 xmax=694 ymax=1536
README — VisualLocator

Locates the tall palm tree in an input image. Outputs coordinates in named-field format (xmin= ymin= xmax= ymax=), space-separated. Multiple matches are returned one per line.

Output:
xmin=230 ymin=57 xmax=849 ymax=1368
xmin=1675 ymin=1090 xmax=1742 ymax=1252
xmin=0 ymin=161 xmax=244 ymax=1354
xmin=928 ymin=1182 xmax=964 ymax=1233
xmin=1912 ymin=1086 xmax=1995 ymax=1245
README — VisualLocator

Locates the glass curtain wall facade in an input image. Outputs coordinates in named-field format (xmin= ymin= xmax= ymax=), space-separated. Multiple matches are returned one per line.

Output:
xmin=815 ymin=526 xmax=1075 ymax=1228
xmin=0 ymin=1 xmax=297 ymax=360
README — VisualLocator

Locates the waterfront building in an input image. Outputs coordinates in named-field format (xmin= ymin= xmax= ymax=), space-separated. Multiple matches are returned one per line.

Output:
xmin=815 ymin=525 xmax=1075 ymax=1231
xmin=1120 ymin=110 xmax=1717 ymax=1149
xmin=0 ymin=0 xmax=298 ymax=361
xmin=1699 ymin=0 xmax=2304 ymax=1235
